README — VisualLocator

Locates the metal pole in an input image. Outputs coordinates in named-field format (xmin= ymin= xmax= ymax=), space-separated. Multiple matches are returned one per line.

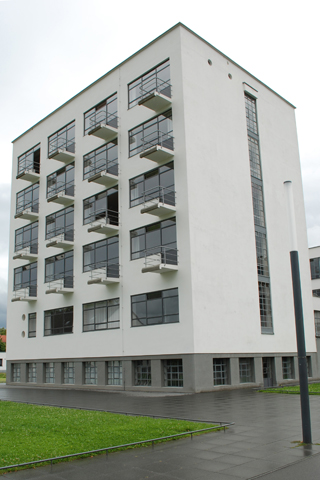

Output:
xmin=284 ymin=181 xmax=312 ymax=444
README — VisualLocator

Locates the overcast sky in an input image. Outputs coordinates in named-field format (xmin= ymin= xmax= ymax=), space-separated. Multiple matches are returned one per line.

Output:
xmin=0 ymin=0 xmax=319 ymax=328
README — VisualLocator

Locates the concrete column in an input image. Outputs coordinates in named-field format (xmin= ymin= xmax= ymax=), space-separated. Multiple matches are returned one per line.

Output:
xmin=55 ymin=362 xmax=62 ymax=385
xmin=151 ymin=359 xmax=162 ymax=387
xmin=123 ymin=360 xmax=132 ymax=388
xmin=75 ymin=361 xmax=83 ymax=385
xmin=254 ymin=357 xmax=263 ymax=386
xmin=37 ymin=362 xmax=44 ymax=384
xmin=97 ymin=361 xmax=106 ymax=385
xmin=230 ymin=358 xmax=239 ymax=385
xmin=274 ymin=357 xmax=282 ymax=384
xmin=20 ymin=363 xmax=27 ymax=383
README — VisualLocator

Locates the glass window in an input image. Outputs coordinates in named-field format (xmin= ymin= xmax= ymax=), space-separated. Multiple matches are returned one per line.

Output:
xmin=84 ymin=93 xmax=118 ymax=134
xmin=84 ymin=140 xmax=118 ymax=179
xmin=46 ymin=163 xmax=74 ymax=199
xmin=134 ymin=360 xmax=151 ymax=386
xmin=239 ymin=358 xmax=254 ymax=383
xmin=213 ymin=359 xmax=230 ymax=385
xmin=83 ymin=299 xmax=120 ymax=331
xmin=44 ymin=307 xmax=73 ymax=336
xmin=163 ymin=359 xmax=183 ymax=387
xmin=15 ymin=222 xmax=38 ymax=254
xmin=83 ymin=187 xmax=118 ymax=226
xmin=28 ymin=313 xmax=36 ymax=338
xmin=27 ymin=363 xmax=37 ymax=383
xmin=282 ymin=357 xmax=295 ymax=380
xmin=46 ymin=206 xmax=74 ymax=241
xmin=314 ymin=311 xmax=320 ymax=337
xmin=310 ymin=257 xmax=320 ymax=280
xmin=84 ymin=361 xmax=97 ymax=384
xmin=129 ymin=110 xmax=173 ymax=157
xmin=128 ymin=60 xmax=171 ymax=108
xmin=255 ymin=231 xmax=269 ymax=277
xmin=12 ymin=364 xmax=21 ymax=382
xmin=259 ymin=282 xmax=273 ymax=333
xmin=130 ymin=218 xmax=176 ymax=261
xmin=14 ymin=263 xmax=37 ymax=297
xmin=107 ymin=361 xmax=122 ymax=385
xmin=63 ymin=362 xmax=75 ymax=384
xmin=83 ymin=237 xmax=119 ymax=277
xmin=45 ymin=251 xmax=73 ymax=288
xmin=131 ymin=288 xmax=178 ymax=327
xmin=16 ymin=183 xmax=39 ymax=215
xmin=45 ymin=363 xmax=55 ymax=383
xmin=129 ymin=162 xmax=175 ymax=208
xmin=17 ymin=144 xmax=40 ymax=175
xmin=313 ymin=289 xmax=320 ymax=298
xmin=48 ymin=121 xmax=75 ymax=155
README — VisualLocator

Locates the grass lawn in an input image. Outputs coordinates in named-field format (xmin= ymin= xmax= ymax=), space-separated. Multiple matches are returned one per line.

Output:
xmin=259 ymin=383 xmax=320 ymax=395
xmin=0 ymin=401 xmax=217 ymax=471
xmin=0 ymin=373 xmax=6 ymax=384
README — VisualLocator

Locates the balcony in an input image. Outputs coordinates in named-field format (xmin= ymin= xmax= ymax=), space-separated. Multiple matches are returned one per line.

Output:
xmin=87 ymin=264 xmax=120 ymax=286
xmin=139 ymin=130 xmax=174 ymax=164
xmin=11 ymin=287 xmax=37 ymax=302
xmin=141 ymin=246 xmax=178 ymax=274
xmin=46 ymin=232 xmax=74 ymax=250
xmin=140 ymin=186 xmax=176 ymax=217
xmin=87 ymin=111 xmax=118 ymax=142
xmin=87 ymin=210 xmax=119 ymax=236
xmin=48 ymin=139 xmax=75 ymax=164
xmin=87 ymin=169 xmax=118 ymax=188
xmin=14 ymin=205 xmax=39 ymax=221
xmin=16 ymin=168 xmax=40 ymax=184
xmin=13 ymin=245 xmax=38 ymax=262
xmin=138 ymin=76 xmax=172 ymax=112
xmin=45 ymin=277 xmax=74 ymax=294
xmin=47 ymin=182 xmax=74 ymax=206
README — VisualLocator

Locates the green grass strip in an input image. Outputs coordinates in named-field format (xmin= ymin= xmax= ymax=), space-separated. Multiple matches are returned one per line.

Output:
xmin=0 ymin=373 xmax=6 ymax=384
xmin=0 ymin=401 xmax=218 ymax=470
xmin=259 ymin=382 xmax=320 ymax=395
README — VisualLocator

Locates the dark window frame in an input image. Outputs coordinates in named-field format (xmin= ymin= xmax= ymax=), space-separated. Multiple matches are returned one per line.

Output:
xmin=163 ymin=359 xmax=183 ymax=387
xmin=15 ymin=221 xmax=38 ymax=254
xmin=83 ymin=298 xmax=120 ymax=332
xmin=45 ymin=206 xmax=74 ymax=241
xmin=17 ymin=144 xmax=40 ymax=176
xmin=48 ymin=121 xmax=75 ymax=156
xmin=28 ymin=313 xmax=36 ymax=338
xmin=16 ymin=183 xmax=39 ymax=215
xmin=83 ymin=236 xmax=119 ymax=277
xmin=129 ymin=162 xmax=175 ymax=208
xmin=84 ymin=93 xmax=118 ymax=135
xmin=128 ymin=59 xmax=171 ymax=108
xmin=130 ymin=218 xmax=177 ymax=262
xmin=14 ymin=263 xmax=37 ymax=297
xmin=129 ymin=110 xmax=173 ymax=157
xmin=45 ymin=250 xmax=74 ymax=288
xmin=83 ymin=187 xmax=118 ymax=226
xmin=310 ymin=257 xmax=320 ymax=280
xmin=134 ymin=360 xmax=151 ymax=386
xmin=44 ymin=306 xmax=73 ymax=336
xmin=131 ymin=287 xmax=179 ymax=327
xmin=46 ymin=163 xmax=74 ymax=199
xmin=83 ymin=140 xmax=118 ymax=180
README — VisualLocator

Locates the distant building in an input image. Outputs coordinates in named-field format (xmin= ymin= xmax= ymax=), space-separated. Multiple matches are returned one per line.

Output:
xmin=6 ymin=23 xmax=317 ymax=391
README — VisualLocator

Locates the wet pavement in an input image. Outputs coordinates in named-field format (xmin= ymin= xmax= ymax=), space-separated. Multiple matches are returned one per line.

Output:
xmin=1 ymin=384 xmax=320 ymax=479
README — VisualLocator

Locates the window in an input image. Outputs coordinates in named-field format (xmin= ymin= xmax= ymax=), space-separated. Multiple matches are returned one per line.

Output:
xmin=16 ymin=183 xmax=39 ymax=215
xmin=259 ymin=282 xmax=273 ymax=333
xmin=15 ymin=222 xmax=38 ymax=254
xmin=45 ymin=363 xmax=55 ymax=383
xmin=129 ymin=110 xmax=173 ymax=157
xmin=130 ymin=218 xmax=177 ymax=262
xmin=282 ymin=357 xmax=295 ymax=380
xmin=239 ymin=358 xmax=254 ymax=383
xmin=46 ymin=163 xmax=74 ymax=199
xmin=14 ymin=263 xmax=37 ymax=297
xmin=314 ymin=311 xmax=320 ymax=337
xmin=84 ymin=93 xmax=117 ymax=134
xmin=44 ymin=306 xmax=73 ymax=336
xmin=251 ymin=183 xmax=265 ymax=227
xmin=48 ymin=121 xmax=75 ymax=155
xmin=313 ymin=289 xmax=320 ymax=298
xmin=84 ymin=140 xmax=118 ymax=179
xmin=28 ymin=313 xmax=36 ymax=338
xmin=128 ymin=60 xmax=171 ymax=108
xmin=255 ymin=231 xmax=269 ymax=277
xmin=163 ymin=359 xmax=183 ymax=387
xmin=310 ymin=257 xmax=320 ymax=280
xmin=27 ymin=363 xmax=37 ymax=382
xmin=129 ymin=162 xmax=175 ymax=208
xmin=84 ymin=361 xmax=97 ymax=384
xmin=12 ymin=364 xmax=21 ymax=382
xmin=63 ymin=362 xmax=75 ymax=384
xmin=46 ymin=206 xmax=74 ymax=241
xmin=83 ymin=187 xmax=118 ymax=226
xmin=134 ymin=360 xmax=151 ymax=386
xmin=83 ymin=299 xmax=120 ymax=331
xmin=131 ymin=288 xmax=179 ymax=327
xmin=83 ymin=237 xmax=119 ymax=277
xmin=213 ymin=359 xmax=230 ymax=385
xmin=45 ymin=251 xmax=74 ymax=288
xmin=107 ymin=361 xmax=122 ymax=385
xmin=247 ymin=137 xmax=261 ymax=180
xmin=17 ymin=144 xmax=40 ymax=175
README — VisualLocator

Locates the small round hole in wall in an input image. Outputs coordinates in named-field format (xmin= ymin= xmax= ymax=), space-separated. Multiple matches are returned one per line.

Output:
xmin=22 ymin=314 xmax=26 ymax=321
xmin=228 ymin=73 xmax=232 ymax=79
xmin=21 ymin=331 xmax=25 ymax=338
xmin=208 ymin=59 xmax=212 ymax=66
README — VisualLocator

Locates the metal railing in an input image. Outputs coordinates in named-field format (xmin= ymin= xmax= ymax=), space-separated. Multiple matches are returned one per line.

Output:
xmin=17 ymin=158 xmax=39 ymax=176
xmin=88 ymin=209 xmax=119 ymax=228
xmin=46 ymin=230 xmax=74 ymax=243
xmin=88 ymin=110 xmax=118 ymax=130
xmin=12 ymin=286 xmax=37 ymax=299
xmin=142 ymin=186 xmax=175 ymax=208
xmin=45 ymin=276 xmax=74 ymax=290
xmin=15 ymin=242 xmax=38 ymax=255
xmin=141 ymin=129 xmax=174 ymax=152
xmin=89 ymin=263 xmax=120 ymax=281
xmin=86 ymin=157 xmax=118 ymax=180
xmin=47 ymin=180 xmax=74 ymax=199
xmin=49 ymin=137 xmax=75 ymax=155
xmin=144 ymin=246 xmax=178 ymax=269
xmin=139 ymin=76 xmax=172 ymax=100
xmin=16 ymin=201 xmax=39 ymax=215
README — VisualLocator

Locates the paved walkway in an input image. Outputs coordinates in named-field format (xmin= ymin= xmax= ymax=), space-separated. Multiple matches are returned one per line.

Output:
xmin=1 ymin=385 xmax=320 ymax=479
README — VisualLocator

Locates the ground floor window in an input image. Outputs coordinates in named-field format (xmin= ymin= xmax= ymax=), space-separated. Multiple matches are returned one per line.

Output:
xmin=84 ymin=361 xmax=97 ymax=385
xmin=239 ymin=358 xmax=254 ymax=383
xmin=163 ymin=359 xmax=183 ymax=387
xmin=45 ymin=362 xmax=55 ymax=383
xmin=134 ymin=360 xmax=151 ymax=386
xmin=107 ymin=360 xmax=122 ymax=385
xmin=27 ymin=363 xmax=37 ymax=382
xmin=12 ymin=364 xmax=21 ymax=382
xmin=63 ymin=362 xmax=75 ymax=384
xmin=213 ymin=359 xmax=230 ymax=386
xmin=282 ymin=357 xmax=295 ymax=380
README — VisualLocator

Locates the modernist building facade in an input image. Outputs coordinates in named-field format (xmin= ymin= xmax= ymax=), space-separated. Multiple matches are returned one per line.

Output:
xmin=6 ymin=23 xmax=317 ymax=392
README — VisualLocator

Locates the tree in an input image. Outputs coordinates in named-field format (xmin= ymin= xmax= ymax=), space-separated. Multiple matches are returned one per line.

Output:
xmin=0 ymin=340 xmax=5 ymax=352
xmin=0 ymin=328 xmax=6 ymax=335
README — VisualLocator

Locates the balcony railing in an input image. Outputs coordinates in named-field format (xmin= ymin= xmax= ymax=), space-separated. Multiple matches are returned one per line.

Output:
xmin=87 ymin=209 xmax=119 ymax=236
xmin=87 ymin=263 xmax=120 ymax=285
xmin=138 ymin=77 xmax=172 ymax=112
xmin=45 ymin=276 xmax=74 ymax=294
xmin=48 ymin=138 xmax=75 ymax=163
xmin=15 ymin=202 xmax=39 ymax=220
xmin=13 ymin=244 xmax=38 ymax=262
xmin=16 ymin=159 xmax=40 ymax=183
xmin=86 ymin=158 xmax=118 ymax=188
xmin=140 ymin=186 xmax=176 ymax=216
xmin=46 ymin=231 xmax=74 ymax=249
xmin=12 ymin=286 xmax=37 ymax=302
xmin=140 ymin=130 xmax=174 ymax=163
xmin=142 ymin=246 xmax=178 ymax=274
xmin=87 ymin=111 xmax=118 ymax=142
xmin=47 ymin=181 xmax=74 ymax=206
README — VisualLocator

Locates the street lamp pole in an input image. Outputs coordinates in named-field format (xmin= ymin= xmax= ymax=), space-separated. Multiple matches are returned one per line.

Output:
xmin=284 ymin=180 xmax=312 ymax=444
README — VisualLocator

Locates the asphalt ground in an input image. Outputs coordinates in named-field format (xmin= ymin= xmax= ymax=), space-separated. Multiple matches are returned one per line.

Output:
xmin=1 ymin=385 xmax=320 ymax=479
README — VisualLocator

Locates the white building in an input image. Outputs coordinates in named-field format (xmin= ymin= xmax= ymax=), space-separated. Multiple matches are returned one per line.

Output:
xmin=6 ymin=23 xmax=317 ymax=392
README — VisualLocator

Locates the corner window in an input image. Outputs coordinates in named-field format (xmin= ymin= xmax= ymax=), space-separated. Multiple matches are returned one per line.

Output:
xmin=131 ymin=288 xmax=179 ymax=327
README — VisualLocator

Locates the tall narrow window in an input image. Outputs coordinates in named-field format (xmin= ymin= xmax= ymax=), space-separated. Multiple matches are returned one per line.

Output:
xmin=245 ymin=94 xmax=273 ymax=333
